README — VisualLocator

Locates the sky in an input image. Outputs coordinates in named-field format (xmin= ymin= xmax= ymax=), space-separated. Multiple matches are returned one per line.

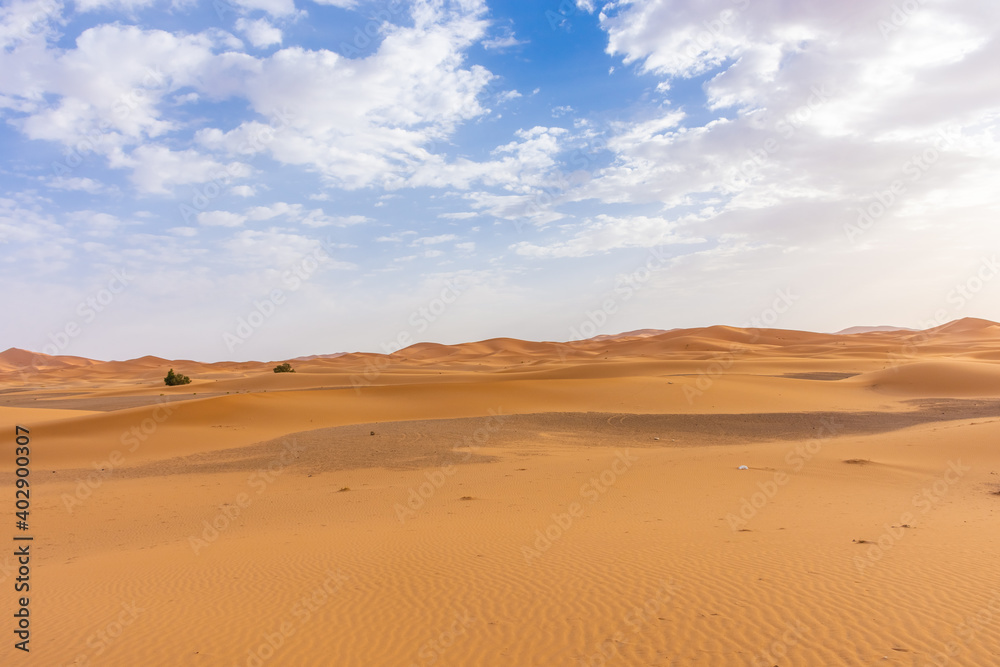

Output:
xmin=2 ymin=0 xmax=999 ymax=362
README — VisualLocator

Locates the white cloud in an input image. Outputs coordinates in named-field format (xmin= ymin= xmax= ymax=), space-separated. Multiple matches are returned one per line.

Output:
xmin=246 ymin=201 xmax=302 ymax=221
xmin=221 ymin=0 xmax=494 ymax=189
xmin=0 ymin=0 xmax=60 ymax=50
xmin=0 ymin=197 xmax=72 ymax=270
xmin=570 ymin=0 xmax=1000 ymax=253
xmin=310 ymin=0 xmax=358 ymax=7
xmin=74 ymin=0 xmax=157 ymax=12
xmin=0 ymin=1 xmax=516 ymax=198
xmin=482 ymin=27 xmax=524 ymax=51
xmin=46 ymin=176 xmax=107 ymax=193
xmin=412 ymin=233 xmax=457 ymax=245
xmin=225 ymin=0 xmax=297 ymax=18
xmin=404 ymin=126 xmax=568 ymax=191
xmin=375 ymin=231 xmax=417 ymax=242
xmin=0 ymin=197 xmax=60 ymax=244
xmin=9 ymin=24 xmax=217 ymax=146
xmin=235 ymin=17 xmax=282 ymax=48
xmin=243 ymin=201 xmax=368 ymax=227
xmin=198 ymin=210 xmax=247 ymax=227
xmin=222 ymin=228 xmax=357 ymax=270
xmin=497 ymin=89 xmax=521 ymax=103
xmin=231 ymin=185 xmax=257 ymax=197
xmin=511 ymin=214 xmax=702 ymax=258
xmin=69 ymin=210 xmax=121 ymax=237
xmin=464 ymin=190 xmax=565 ymax=227
xmin=117 ymin=145 xmax=249 ymax=194
xmin=300 ymin=210 xmax=369 ymax=227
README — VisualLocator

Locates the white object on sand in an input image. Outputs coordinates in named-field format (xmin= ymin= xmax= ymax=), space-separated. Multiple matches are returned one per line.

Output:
xmin=738 ymin=465 xmax=749 ymax=470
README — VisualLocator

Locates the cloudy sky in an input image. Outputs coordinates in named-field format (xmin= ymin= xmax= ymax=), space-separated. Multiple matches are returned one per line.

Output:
xmin=2 ymin=0 xmax=998 ymax=361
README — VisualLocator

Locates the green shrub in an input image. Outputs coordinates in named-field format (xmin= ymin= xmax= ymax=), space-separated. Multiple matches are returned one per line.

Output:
xmin=273 ymin=362 xmax=295 ymax=373
xmin=164 ymin=368 xmax=191 ymax=386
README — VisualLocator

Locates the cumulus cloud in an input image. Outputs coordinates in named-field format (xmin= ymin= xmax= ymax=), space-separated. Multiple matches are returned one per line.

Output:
xmin=222 ymin=228 xmax=357 ymax=270
xmin=198 ymin=210 xmax=247 ymax=227
xmin=46 ymin=176 xmax=108 ymax=193
xmin=0 ymin=0 xmax=543 ymax=198
xmin=69 ymin=210 xmax=122 ymax=237
xmin=405 ymin=126 xmax=568 ymax=191
xmin=412 ymin=233 xmax=457 ymax=245
xmin=482 ymin=26 xmax=524 ymax=51
xmin=555 ymin=0 xmax=1000 ymax=255
xmin=74 ymin=0 xmax=157 ymax=11
xmin=243 ymin=201 xmax=369 ymax=227
xmin=118 ymin=145 xmax=249 ymax=194
xmin=231 ymin=185 xmax=257 ymax=197
xmin=310 ymin=0 xmax=358 ymax=7
xmin=0 ymin=0 xmax=60 ymax=50
xmin=224 ymin=0 xmax=298 ymax=19
xmin=512 ymin=214 xmax=702 ymax=258
xmin=235 ymin=17 xmax=282 ymax=48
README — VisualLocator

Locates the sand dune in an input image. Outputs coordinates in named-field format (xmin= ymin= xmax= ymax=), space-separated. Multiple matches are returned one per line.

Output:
xmin=3 ymin=319 xmax=1000 ymax=665
xmin=852 ymin=359 xmax=1000 ymax=396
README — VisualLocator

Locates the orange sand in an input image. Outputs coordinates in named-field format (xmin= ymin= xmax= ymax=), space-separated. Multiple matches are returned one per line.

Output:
xmin=2 ymin=318 xmax=999 ymax=665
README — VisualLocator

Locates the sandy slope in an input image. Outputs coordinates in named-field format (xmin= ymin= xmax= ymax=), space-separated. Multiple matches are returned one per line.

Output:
xmin=2 ymin=319 xmax=1000 ymax=666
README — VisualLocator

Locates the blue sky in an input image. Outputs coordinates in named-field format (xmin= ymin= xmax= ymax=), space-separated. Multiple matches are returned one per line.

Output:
xmin=2 ymin=0 xmax=999 ymax=361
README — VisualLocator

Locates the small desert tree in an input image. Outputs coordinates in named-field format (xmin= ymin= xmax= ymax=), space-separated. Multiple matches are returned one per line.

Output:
xmin=164 ymin=368 xmax=191 ymax=386
xmin=273 ymin=362 xmax=295 ymax=373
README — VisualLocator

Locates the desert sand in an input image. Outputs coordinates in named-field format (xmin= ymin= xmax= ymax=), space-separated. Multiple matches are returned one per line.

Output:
xmin=2 ymin=318 xmax=1000 ymax=665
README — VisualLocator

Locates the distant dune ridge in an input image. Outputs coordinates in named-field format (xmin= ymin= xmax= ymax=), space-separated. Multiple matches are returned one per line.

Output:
xmin=3 ymin=317 xmax=998 ymax=384
xmin=834 ymin=325 xmax=919 ymax=335
xmin=2 ymin=317 xmax=1000 ymax=665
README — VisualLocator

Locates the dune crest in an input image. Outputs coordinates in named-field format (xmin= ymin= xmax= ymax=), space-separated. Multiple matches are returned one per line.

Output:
xmin=3 ymin=319 xmax=1000 ymax=665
